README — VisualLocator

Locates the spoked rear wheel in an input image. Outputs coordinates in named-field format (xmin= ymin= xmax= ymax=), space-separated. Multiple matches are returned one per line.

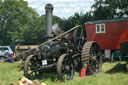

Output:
xmin=57 ymin=54 xmax=75 ymax=81
xmin=81 ymin=41 xmax=102 ymax=75
xmin=24 ymin=55 xmax=42 ymax=79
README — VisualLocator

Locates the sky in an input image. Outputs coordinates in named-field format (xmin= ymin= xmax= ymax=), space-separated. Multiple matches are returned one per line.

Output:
xmin=24 ymin=0 xmax=94 ymax=19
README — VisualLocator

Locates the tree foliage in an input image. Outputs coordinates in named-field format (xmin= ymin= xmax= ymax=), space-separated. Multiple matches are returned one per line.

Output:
xmin=91 ymin=0 xmax=115 ymax=20
xmin=60 ymin=12 xmax=93 ymax=31
xmin=92 ymin=0 xmax=128 ymax=19
xmin=0 ymin=0 xmax=40 ymax=45
xmin=106 ymin=0 xmax=128 ymax=18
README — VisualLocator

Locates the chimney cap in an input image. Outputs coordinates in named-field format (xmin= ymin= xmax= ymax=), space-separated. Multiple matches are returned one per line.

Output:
xmin=45 ymin=3 xmax=54 ymax=10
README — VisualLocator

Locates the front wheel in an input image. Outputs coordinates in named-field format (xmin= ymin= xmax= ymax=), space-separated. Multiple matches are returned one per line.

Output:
xmin=24 ymin=55 xmax=42 ymax=79
xmin=57 ymin=54 xmax=75 ymax=81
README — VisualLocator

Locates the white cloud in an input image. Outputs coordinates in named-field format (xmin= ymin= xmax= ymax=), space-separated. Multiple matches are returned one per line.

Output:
xmin=63 ymin=8 xmax=71 ymax=13
xmin=24 ymin=0 xmax=94 ymax=18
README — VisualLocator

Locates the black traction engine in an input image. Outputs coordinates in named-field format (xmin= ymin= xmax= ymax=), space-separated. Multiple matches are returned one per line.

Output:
xmin=23 ymin=3 xmax=102 ymax=81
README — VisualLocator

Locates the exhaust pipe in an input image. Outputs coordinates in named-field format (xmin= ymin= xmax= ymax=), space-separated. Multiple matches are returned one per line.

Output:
xmin=45 ymin=3 xmax=54 ymax=39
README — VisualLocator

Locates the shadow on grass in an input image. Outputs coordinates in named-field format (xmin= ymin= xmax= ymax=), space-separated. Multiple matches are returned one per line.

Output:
xmin=38 ymin=72 xmax=58 ymax=82
xmin=105 ymin=63 xmax=127 ymax=74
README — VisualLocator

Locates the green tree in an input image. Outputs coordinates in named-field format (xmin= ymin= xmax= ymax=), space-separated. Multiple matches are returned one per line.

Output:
xmin=0 ymin=0 xmax=39 ymax=45
xmin=60 ymin=12 xmax=84 ymax=31
xmin=91 ymin=0 xmax=128 ymax=19
xmin=91 ymin=0 xmax=115 ymax=20
xmin=59 ymin=12 xmax=93 ymax=31
xmin=81 ymin=11 xmax=93 ymax=24
xmin=106 ymin=0 xmax=128 ymax=18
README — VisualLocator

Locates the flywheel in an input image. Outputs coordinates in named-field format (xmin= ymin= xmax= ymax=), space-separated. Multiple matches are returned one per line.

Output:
xmin=72 ymin=25 xmax=87 ymax=52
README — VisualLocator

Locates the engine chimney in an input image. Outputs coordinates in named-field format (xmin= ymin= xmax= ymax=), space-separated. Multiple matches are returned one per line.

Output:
xmin=45 ymin=3 xmax=54 ymax=39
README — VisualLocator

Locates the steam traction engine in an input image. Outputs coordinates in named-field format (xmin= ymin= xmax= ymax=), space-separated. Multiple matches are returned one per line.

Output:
xmin=23 ymin=4 xmax=102 ymax=81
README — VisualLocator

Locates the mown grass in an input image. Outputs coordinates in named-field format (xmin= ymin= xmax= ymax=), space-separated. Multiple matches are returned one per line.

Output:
xmin=0 ymin=62 xmax=23 ymax=85
xmin=0 ymin=61 xmax=128 ymax=85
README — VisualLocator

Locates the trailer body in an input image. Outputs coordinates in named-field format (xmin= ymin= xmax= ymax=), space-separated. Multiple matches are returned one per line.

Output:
xmin=85 ymin=18 xmax=128 ymax=50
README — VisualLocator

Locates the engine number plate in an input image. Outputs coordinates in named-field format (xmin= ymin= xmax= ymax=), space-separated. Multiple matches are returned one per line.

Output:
xmin=42 ymin=60 xmax=47 ymax=65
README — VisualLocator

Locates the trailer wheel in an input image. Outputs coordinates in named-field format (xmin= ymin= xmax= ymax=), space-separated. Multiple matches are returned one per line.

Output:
xmin=81 ymin=41 xmax=102 ymax=75
xmin=57 ymin=54 xmax=75 ymax=81
xmin=73 ymin=26 xmax=86 ymax=52
xmin=24 ymin=55 xmax=42 ymax=79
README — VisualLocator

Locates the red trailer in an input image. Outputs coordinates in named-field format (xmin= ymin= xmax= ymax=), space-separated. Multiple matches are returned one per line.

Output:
xmin=84 ymin=18 xmax=128 ymax=60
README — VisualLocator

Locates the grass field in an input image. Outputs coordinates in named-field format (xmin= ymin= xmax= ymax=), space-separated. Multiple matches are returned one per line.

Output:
xmin=0 ymin=61 xmax=128 ymax=85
